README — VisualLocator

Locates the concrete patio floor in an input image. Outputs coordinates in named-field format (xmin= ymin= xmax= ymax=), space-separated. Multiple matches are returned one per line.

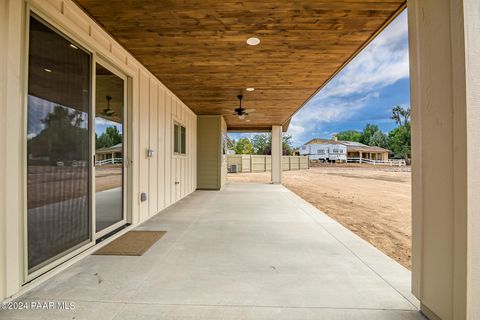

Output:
xmin=1 ymin=184 xmax=424 ymax=320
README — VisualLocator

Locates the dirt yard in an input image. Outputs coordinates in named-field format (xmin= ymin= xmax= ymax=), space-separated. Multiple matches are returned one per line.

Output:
xmin=227 ymin=164 xmax=412 ymax=269
xmin=27 ymin=165 xmax=122 ymax=208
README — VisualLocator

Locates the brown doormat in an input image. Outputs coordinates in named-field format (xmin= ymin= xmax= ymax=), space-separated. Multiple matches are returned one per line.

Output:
xmin=94 ymin=231 xmax=166 ymax=256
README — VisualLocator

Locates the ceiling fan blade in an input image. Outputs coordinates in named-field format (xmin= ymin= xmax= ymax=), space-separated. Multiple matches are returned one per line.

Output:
xmin=244 ymin=108 xmax=256 ymax=113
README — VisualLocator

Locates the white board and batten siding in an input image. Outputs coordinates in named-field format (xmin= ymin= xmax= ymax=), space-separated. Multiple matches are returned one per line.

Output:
xmin=197 ymin=115 xmax=226 ymax=190
xmin=0 ymin=0 xmax=197 ymax=300
xmin=137 ymin=69 xmax=197 ymax=224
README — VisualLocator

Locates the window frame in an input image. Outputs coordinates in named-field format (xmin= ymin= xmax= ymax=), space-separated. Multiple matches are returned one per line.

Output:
xmin=173 ymin=120 xmax=187 ymax=156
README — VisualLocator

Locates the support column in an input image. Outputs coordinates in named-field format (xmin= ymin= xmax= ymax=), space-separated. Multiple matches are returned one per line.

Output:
xmin=409 ymin=0 xmax=480 ymax=319
xmin=271 ymin=126 xmax=282 ymax=184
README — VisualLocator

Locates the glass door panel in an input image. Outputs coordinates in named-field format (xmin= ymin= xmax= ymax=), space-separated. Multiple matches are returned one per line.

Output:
xmin=95 ymin=63 xmax=125 ymax=233
xmin=27 ymin=15 xmax=91 ymax=272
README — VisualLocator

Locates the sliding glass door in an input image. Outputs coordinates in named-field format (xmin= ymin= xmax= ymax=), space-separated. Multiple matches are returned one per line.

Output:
xmin=27 ymin=15 xmax=92 ymax=273
xmin=94 ymin=63 xmax=126 ymax=235
xmin=26 ymin=13 xmax=128 ymax=276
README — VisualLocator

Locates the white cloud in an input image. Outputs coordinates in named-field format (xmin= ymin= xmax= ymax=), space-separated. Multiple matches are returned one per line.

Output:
xmin=314 ymin=12 xmax=409 ymax=100
xmin=95 ymin=117 xmax=119 ymax=126
xmin=289 ymin=92 xmax=378 ymax=145
xmin=288 ymin=11 xmax=410 ymax=145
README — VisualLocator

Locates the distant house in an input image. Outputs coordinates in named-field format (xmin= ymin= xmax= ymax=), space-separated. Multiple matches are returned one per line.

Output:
xmin=341 ymin=141 xmax=390 ymax=161
xmin=96 ymin=143 xmax=122 ymax=161
xmin=300 ymin=138 xmax=390 ymax=162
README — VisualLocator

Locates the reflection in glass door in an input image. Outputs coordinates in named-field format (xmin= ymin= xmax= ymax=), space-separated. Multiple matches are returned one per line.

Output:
xmin=26 ymin=15 xmax=91 ymax=273
xmin=95 ymin=63 xmax=126 ymax=234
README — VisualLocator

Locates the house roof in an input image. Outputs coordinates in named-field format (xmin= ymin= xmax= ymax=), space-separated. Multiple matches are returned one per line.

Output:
xmin=347 ymin=145 xmax=389 ymax=153
xmin=304 ymin=138 xmax=344 ymax=145
xmin=96 ymin=143 xmax=122 ymax=153
xmin=339 ymin=141 xmax=365 ymax=146
xmin=74 ymin=0 xmax=406 ymax=131
xmin=303 ymin=138 xmax=389 ymax=152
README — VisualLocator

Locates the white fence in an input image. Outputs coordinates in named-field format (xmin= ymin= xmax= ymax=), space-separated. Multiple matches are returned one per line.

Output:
xmin=227 ymin=155 xmax=309 ymax=173
xmin=347 ymin=157 xmax=406 ymax=166
xmin=95 ymin=157 xmax=123 ymax=166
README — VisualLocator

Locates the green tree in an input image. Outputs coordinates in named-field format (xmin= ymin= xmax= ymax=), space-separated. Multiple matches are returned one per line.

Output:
xmin=252 ymin=134 xmax=270 ymax=155
xmin=234 ymin=137 xmax=254 ymax=154
xmin=95 ymin=125 xmax=123 ymax=149
xmin=389 ymin=123 xmax=411 ymax=161
xmin=96 ymin=132 xmax=113 ymax=149
xmin=28 ymin=105 xmax=88 ymax=164
xmin=369 ymin=130 xmax=389 ymax=149
xmin=105 ymin=126 xmax=122 ymax=145
xmin=251 ymin=133 xmax=294 ymax=155
xmin=361 ymin=124 xmax=381 ymax=145
xmin=388 ymin=105 xmax=412 ymax=161
xmin=335 ymin=130 xmax=362 ymax=142
xmin=391 ymin=105 xmax=411 ymax=126
xmin=282 ymin=134 xmax=294 ymax=155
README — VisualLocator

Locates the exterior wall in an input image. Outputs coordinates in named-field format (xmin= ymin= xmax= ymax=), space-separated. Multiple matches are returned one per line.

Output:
xmin=197 ymin=115 xmax=224 ymax=190
xmin=463 ymin=1 xmax=480 ymax=317
xmin=346 ymin=151 xmax=389 ymax=161
xmin=0 ymin=0 xmax=197 ymax=301
xmin=301 ymin=143 xmax=347 ymax=161
xmin=409 ymin=0 xmax=479 ymax=318
xmin=0 ymin=0 xmax=25 ymax=302
xmin=299 ymin=144 xmax=310 ymax=155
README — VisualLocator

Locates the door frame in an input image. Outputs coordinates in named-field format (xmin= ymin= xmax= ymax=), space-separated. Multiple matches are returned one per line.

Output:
xmin=22 ymin=6 xmax=132 ymax=282
xmin=93 ymin=57 xmax=129 ymax=239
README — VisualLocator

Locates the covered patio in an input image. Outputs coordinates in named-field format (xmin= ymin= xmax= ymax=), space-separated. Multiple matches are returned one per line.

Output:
xmin=6 ymin=184 xmax=421 ymax=319
xmin=2 ymin=0 xmax=480 ymax=319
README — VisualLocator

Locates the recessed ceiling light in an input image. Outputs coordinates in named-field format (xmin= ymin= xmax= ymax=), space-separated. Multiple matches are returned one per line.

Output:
xmin=246 ymin=87 xmax=255 ymax=92
xmin=246 ymin=119 xmax=251 ymax=122
xmin=69 ymin=43 xmax=79 ymax=49
xmin=43 ymin=68 xmax=52 ymax=73
xmin=246 ymin=37 xmax=260 ymax=46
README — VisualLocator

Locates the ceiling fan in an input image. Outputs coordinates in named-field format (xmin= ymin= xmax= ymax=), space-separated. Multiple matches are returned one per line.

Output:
xmin=101 ymin=95 xmax=116 ymax=117
xmin=224 ymin=94 xmax=256 ymax=120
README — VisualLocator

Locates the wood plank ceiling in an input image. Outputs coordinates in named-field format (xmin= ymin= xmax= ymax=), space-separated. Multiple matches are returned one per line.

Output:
xmin=75 ymin=0 xmax=406 ymax=131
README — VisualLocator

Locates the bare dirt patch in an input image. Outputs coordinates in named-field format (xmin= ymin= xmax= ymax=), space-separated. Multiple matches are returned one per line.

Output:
xmin=227 ymin=165 xmax=412 ymax=269
xmin=27 ymin=165 xmax=122 ymax=208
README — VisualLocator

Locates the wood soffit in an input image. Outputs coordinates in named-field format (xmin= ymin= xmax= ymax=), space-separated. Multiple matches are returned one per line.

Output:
xmin=75 ymin=0 xmax=406 ymax=131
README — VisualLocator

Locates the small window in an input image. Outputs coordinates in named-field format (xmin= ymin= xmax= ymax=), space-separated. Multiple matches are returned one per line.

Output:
xmin=302 ymin=146 xmax=307 ymax=150
xmin=181 ymin=126 xmax=186 ymax=154
xmin=173 ymin=122 xmax=186 ymax=155
xmin=333 ymin=149 xmax=338 ymax=153
xmin=174 ymin=123 xmax=179 ymax=153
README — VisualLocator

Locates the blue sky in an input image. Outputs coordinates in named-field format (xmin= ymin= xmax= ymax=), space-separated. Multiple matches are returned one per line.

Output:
xmin=231 ymin=10 xmax=410 ymax=147
xmin=96 ymin=117 xmax=123 ymax=136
